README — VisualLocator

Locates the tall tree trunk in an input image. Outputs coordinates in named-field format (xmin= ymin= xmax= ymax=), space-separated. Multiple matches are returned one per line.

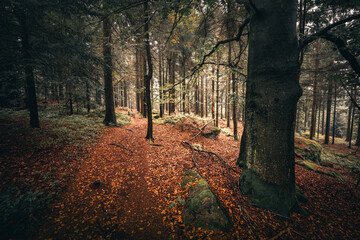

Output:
xmin=159 ymin=51 xmax=164 ymax=117
xmin=332 ymin=82 xmax=337 ymax=144
xmin=182 ymin=58 xmax=186 ymax=114
xmin=136 ymin=49 xmax=141 ymax=112
xmin=102 ymin=11 xmax=116 ymax=125
xmin=324 ymin=80 xmax=332 ymax=144
xmin=355 ymin=110 xmax=360 ymax=146
xmin=195 ymin=80 xmax=199 ymax=115
xmin=317 ymin=97 xmax=321 ymax=138
xmin=237 ymin=1 xmax=302 ymax=216
xmin=205 ymin=74 xmax=208 ymax=117
xmin=232 ymin=72 xmax=238 ymax=140
xmin=21 ymin=11 xmax=39 ymax=128
xmin=169 ymin=53 xmax=176 ymax=115
xmin=321 ymin=92 xmax=325 ymax=135
xmin=141 ymin=51 xmax=147 ymax=117
xmin=67 ymin=84 xmax=73 ymax=115
xmin=304 ymin=101 xmax=308 ymax=130
xmin=215 ymin=51 xmax=220 ymax=127
xmin=349 ymin=87 xmax=356 ymax=148
xmin=144 ymin=0 xmax=153 ymax=140
xmin=212 ymin=66 xmax=215 ymax=120
xmin=310 ymin=40 xmax=319 ymax=139
xmin=86 ymin=81 xmax=90 ymax=113
xmin=200 ymin=75 xmax=204 ymax=117
xmin=124 ymin=79 xmax=128 ymax=108
xmin=346 ymin=98 xmax=352 ymax=141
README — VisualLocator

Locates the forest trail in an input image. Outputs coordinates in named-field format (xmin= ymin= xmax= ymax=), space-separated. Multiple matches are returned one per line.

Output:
xmin=1 ymin=109 xmax=359 ymax=239
xmin=38 ymin=113 xmax=177 ymax=239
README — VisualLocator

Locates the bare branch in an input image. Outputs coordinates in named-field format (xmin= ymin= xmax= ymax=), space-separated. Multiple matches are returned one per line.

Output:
xmin=300 ymin=13 xmax=360 ymax=49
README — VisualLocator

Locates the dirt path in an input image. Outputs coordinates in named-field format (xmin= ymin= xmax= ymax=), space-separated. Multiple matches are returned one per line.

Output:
xmin=36 ymin=112 xmax=360 ymax=240
xmin=38 ymin=114 xmax=181 ymax=239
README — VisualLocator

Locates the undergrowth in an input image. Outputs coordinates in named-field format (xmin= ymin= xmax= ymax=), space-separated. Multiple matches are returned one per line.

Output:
xmin=0 ymin=107 xmax=131 ymax=238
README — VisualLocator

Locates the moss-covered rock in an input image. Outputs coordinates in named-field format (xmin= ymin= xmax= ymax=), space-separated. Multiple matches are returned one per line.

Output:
xmin=203 ymin=128 xmax=221 ymax=140
xmin=295 ymin=138 xmax=322 ymax=164
xmin=181 ymin=170 xmax=233 ymax=232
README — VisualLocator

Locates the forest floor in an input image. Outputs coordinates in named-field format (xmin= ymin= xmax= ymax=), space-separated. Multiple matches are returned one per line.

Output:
xmin=1 ymin=108 xmax=360 ymax=239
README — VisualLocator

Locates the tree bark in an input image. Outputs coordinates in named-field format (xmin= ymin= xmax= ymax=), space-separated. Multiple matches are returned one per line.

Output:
xmin=310 ymin=41 xmax=319 ymax=140
xmin=237 ymin=0 xmax=302 ymax=216
xmin=215 ymin=51 xmax=220 ymax=127
xmin=102 ymin=11 xmax=117 ymax=125
xmin=21 ymin=10 xmax=39 ymax=128
xmin=144 ymin=0 xmax=153 ymax=140
xmin=159 ymin=51 xmax=164 ymax=117
xmin=346 ymin=97 xmax=352 ymax=141
xmin=169 ymin=53 xmax=176 ymax=115
xmin=349 ymin=87 xmax=356 ymax=148
xmin=324 ymin=80 xmax=333 ymax=144
xmin=332 ymin=82 xmax=337 ymax=144
xmin=232 ymin=71 xmax=238 ymax=140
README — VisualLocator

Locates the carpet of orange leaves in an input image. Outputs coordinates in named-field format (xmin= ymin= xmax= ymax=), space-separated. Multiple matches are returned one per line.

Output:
xmin=1 ymin=111 xmax=360 ymax=239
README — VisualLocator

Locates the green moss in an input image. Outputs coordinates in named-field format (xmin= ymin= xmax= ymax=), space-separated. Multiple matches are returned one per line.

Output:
xmin=181 ymin=170 xmax=201 ymax=188
xmin=295 ymin=138 xmax=322 ymax=164
xmin=182 ymin=170 xmax=233 ymax=231
xmin=296 ymin=161 xmax=345 ymax=181
xmin=296 ymin=160 xmax=318 ymax=171
xmin=239 ymin=169 xmax=296 ymax=216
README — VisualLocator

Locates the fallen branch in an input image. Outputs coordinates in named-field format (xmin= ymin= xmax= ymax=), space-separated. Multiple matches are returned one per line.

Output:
xmin=181 ymin=141 xmax=205 ymax=179
xmin=109 ymin=143 xmax=135 ymax=153
xmin=188 ymin=119 xmax=214 ymax=141
xmin=181 ymin=141 xmax=257 ymax=239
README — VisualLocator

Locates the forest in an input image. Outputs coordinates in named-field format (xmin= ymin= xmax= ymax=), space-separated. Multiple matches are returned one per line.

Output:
xmin=1 ymin=0 xmax=360 ymax=239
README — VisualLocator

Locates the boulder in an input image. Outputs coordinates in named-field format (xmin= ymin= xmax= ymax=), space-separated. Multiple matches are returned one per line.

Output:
xmin=181 ymin=170 xmax=233 ymax=231
xmin=295 ymin=138 xmax=322 ymax=164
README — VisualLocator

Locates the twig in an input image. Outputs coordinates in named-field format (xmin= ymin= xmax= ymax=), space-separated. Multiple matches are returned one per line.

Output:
xmin=109 ymin=143 xmax=135 ymax=153
xmin=181 ymin=142 xmax=204 ymax=179
xmin=181 ymin=141 xmax=257 ymax=239
xmin=188 ymin=119 xmax=214 ymax=141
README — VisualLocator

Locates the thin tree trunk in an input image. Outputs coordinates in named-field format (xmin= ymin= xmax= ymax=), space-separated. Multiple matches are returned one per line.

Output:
xmin=159 ymin=51 xmax=164 ymax=117
xmin=86 ymin=81 xmax=90 ymax=112
xmin=212 ymin=66 xmax=215 ymax=120
xmin=355 ymin=110 xmax=360 ymax=146
xmin=324 ymin=79 xmax=332 ymax=144
xmin=321 ymin=92 xmax=325 ymax=135
xmin=21 ymin=11 xmax=39 ymax=128
xmin=169 ymin=53 xmax=175 ymax=115
xmin=332 ymin=82 xmax=337 ymax=144
xmin=317 ymin=98 xmax=321 ymax=138
xmin=136 ymin=49 xmax=140 ymax=112
xmin=205 ymin=74 xmax=208 ymax=117
xmin=200 ymin=75 xmax=204 ymax=117
xmin=102 ymin=11 xmax=116 ymax=125
xmin=232 ymin=72 xmax=238 ymax=140
xmin=349 ymin=87 xmax=356 ymax=148
xmin=215 ymin=51 xmax=220 ymax=127
xmin=310 ymin=40 xmax=319 ymax=139
xmin=67 ymin=84 xmax=73 ymax=115
xmin=346 ymin=98 xmax=352 ymax=141
xmin=144 ymin=0 xmax=153 ymax=140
